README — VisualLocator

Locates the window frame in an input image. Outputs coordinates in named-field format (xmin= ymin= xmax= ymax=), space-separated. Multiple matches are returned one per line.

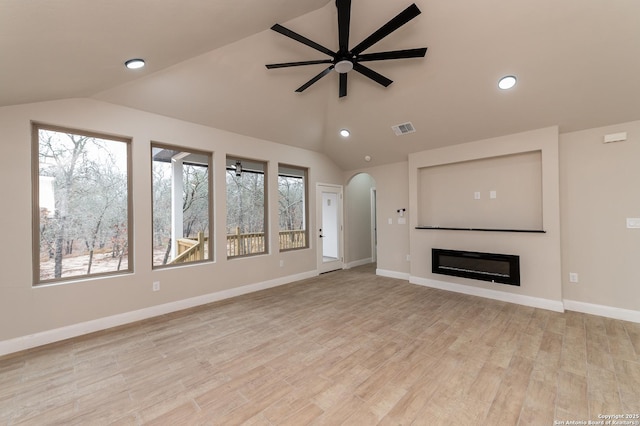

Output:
xmin=225 ymin=155 xmax=269 ymax=259
xmin=278 ymin=163 xmax=309 ymax=252
xmin=151 ymin=142 xmax=214 ymax=269
xmin=31 ymin=122 xmax=133 ymax=285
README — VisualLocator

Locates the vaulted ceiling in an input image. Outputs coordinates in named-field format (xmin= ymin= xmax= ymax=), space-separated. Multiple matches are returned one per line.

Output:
xmin=2 ymin=0 xmax=639 ymax=170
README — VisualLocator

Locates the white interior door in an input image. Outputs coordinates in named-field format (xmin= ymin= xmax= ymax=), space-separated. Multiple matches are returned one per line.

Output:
xmin=317 ymin=184 xmax=343 ymax=273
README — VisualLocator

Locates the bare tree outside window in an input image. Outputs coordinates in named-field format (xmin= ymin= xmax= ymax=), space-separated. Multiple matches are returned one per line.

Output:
xmin=226 ymin=157 xmax=267 ymax=257
xmin=33 ymin=124 xmax=132 ymax=284
xmin=278 ymin=164 xmax=308 ymax=250
xmin=151 ymin=145 xmax=212 ymax=267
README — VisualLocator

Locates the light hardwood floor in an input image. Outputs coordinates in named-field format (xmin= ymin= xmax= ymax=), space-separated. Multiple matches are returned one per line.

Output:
xmin=1 ymin=264 xmax=639 ymax=425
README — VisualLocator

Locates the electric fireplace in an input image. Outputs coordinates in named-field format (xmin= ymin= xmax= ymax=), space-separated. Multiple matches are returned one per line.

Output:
xmin=432 ymin=248 xmax=520 ymax=286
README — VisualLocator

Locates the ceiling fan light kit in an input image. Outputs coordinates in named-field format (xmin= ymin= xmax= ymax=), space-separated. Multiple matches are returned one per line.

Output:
xmin=266 ymin=0 xmax=428 ymax=98
xmin=334 ymin=60 xmax=354 ymax=74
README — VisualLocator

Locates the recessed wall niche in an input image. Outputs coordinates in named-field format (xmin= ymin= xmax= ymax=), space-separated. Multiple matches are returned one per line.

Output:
xmin=417 ymin=150 xmax=543 ymax=231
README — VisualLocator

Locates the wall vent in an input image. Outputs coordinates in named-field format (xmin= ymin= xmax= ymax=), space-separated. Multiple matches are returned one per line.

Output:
xmin=391 ymin=122 xmax=416 ymax=136
xmin=603 ymin=132 xmax=627 ymax=143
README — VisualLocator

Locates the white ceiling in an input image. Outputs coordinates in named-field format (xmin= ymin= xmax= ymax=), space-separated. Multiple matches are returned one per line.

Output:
xmin=2 ymin=0 xmax=640 ymax=170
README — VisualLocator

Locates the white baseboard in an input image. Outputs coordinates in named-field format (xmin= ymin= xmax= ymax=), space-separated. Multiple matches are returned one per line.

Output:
xmin=0 ymin=270 xmax=317 ymax=357
xmin=563 ymin=299 xmax=640 ymax=323
xmin=376 ymin=269 xmax=410 ymax=281
xmin=410 ymin=276 xmax=565 ymax=313
xmin=346 ymin=258 xmax=373 ymax=269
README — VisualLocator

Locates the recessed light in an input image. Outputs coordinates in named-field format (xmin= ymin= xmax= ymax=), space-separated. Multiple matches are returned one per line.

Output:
xmin=498 ymin=75 xmax=517 ymax=90
xmin=364 ymin=155 xmax=372 ymax=162
xmin=125 ymin=58 xmax=145 ymax=70
xmin=339 ymin=129 xmax=350 ymax=137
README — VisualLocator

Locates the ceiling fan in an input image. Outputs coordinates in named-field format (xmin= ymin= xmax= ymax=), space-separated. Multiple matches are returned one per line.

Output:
xmin=265 ymin=0 xmax=427 ymax=98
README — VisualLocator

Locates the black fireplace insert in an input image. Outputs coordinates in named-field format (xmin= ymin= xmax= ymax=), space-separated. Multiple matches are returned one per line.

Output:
xmin=432 ymin=248 xmax=520 ymax=286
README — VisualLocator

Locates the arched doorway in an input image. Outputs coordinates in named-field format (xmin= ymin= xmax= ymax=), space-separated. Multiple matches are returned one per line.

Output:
xmin=345 ymin=173 xmax=377 ymax=267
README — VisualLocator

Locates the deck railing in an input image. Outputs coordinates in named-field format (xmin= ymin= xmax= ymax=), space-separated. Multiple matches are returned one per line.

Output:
xmin=226 ymin=228 xmax=265 ymax=257
xmin=170 ymin=229 xmax=307 ymax=263
xmin=278 ymin=230 xmax=306 ymax=251
xmin=170 ymin=232 xmax=206 ymax=264
xmin=226 ymin=228 xmax=306 ymax=257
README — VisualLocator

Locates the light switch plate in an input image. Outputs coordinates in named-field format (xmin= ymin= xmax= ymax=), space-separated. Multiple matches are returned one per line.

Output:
xmin=627 ymin=218 xmax=640 ymax=228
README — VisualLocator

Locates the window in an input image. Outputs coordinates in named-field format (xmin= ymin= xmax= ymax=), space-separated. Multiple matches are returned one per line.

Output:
xmin=226 ymin=157 xmax=267 ymax=258
xmin=152 ymin=144 xmax=212 ymax=267
xmin=278 ymin=164 xmax=308 ymax=251
xmin=33 ymin=123 xmax=132 ymax=284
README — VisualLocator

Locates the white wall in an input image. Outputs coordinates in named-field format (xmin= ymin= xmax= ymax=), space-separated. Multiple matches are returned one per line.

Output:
xmin=417 ymin=151 xmax=543 ymax=230
xmin=345 ymin=162 xmax=411 ymax=277
xmin=560 ymin=120 xmax=640 ymax=314
xmin=408 ymin=127 xmax=563 ymax=311
xmin=0 ymin=98 xmax=343 ymax=348
xmin=345 ymin=173 xmax=375 ymax=266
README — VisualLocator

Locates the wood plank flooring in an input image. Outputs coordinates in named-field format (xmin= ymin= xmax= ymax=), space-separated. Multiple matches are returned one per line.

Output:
xmin=1 ymin=264 xmax=639 ymax=425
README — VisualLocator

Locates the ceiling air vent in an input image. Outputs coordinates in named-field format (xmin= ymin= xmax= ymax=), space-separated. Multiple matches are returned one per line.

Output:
xmin=391 ymin=122 xmax=416 ymax=136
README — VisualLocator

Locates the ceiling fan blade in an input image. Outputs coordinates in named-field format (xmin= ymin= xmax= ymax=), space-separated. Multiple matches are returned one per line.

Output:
xmin=357 ymin=47 xmax=427 ymax=62
xmin=353 ymin=63 xmax=393 ymax=87
xmin=339 ymin=73 xmax=348 ymax=98
xmin=295 ymin=65 xmax=334 ymax=92
xmin=351 ymin=4 xmax=421 ymax=55
xmin=266 ymin=59 xmax=333 ymax=69
xmin=271 ymin=24 xmax=336 ymax=57
xmin=337 ymin=0 xmax=351 ymax=53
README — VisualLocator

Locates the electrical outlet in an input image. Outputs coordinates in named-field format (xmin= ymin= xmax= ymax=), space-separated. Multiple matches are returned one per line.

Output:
xmin=152 ymin=281 xmax=160 ymax=291
xmin=279 ymin=260 xmax=284 ymax=267
xmin=406 ymin=254 xmax=411 ymax=262
xmin=569 ymin=273 xmax=578 ymax=283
